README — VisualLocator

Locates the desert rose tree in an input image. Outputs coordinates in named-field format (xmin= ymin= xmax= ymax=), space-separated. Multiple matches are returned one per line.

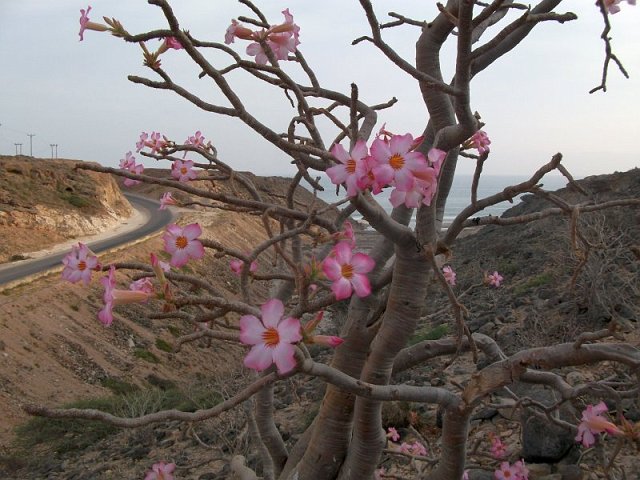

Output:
xmin=30 ymin=1 xmax=640 ymax=479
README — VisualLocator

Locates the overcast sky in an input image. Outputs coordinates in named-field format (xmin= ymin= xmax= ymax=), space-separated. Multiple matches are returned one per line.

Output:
xmin=0 ymin=1 xmax=638 ymax=179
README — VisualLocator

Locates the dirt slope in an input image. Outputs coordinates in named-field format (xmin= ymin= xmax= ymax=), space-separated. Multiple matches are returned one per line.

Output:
xmin=0 ymin=156 xmax=131 ymax=264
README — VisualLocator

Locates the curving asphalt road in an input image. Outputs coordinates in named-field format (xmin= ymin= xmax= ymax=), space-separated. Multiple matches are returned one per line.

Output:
xmin=0 ymin=193 xmax=174 ymax=286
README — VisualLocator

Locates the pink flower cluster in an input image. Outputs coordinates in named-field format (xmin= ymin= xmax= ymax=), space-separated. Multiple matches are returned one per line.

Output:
xmin=465 ymin=130 xmax=491 ymax=155
xmin=486 ymin=271 xmax=504 ymax=287
xmin=603 ymin=0 xmax=636 ymax=14
xmin=61 ymin=242 xmax=101 ymax=285
xmin=489 ymin=432 xmax=507 ymax=459
xmin=326 ymin=132 xmax=447 ymax=209
xmin=575 ymin=401 xmax=621 ymax=447
xmin=385 ymin=426 xmax=427 ymax=457
xmin=225 ymin=9 xmax=300 ymax=64
xmin=240 ymin=299 xmax=302 ymax=374
xmin=495 ymin=459 xmax=529 ymax=480
xmin=145 ymin=461 xmax=176 ymax=480
xmin=136 ymin=131 xmax=167 ymax=154
xmin=442 ymin=265 xmax=456 ymax=286
xmin=119 ymin=151 xmax=144 ymax=186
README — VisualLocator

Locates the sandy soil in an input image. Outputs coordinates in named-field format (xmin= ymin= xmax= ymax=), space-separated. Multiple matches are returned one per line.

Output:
xmin=0 ymin=207 xmax=272 ymax=448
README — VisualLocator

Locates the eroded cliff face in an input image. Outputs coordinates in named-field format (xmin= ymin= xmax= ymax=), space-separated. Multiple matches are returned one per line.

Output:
xmin=0 ymin=156 xmax=132 ymax=263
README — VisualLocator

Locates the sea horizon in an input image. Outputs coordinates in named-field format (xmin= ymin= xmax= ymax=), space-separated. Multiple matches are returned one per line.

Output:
xmin=314 ymin=173 xmax=570 ymax=225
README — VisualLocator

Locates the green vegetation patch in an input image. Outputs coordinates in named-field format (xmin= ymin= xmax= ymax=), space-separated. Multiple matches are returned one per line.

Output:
xmin=14 ymin=386 xmax=222 ymax=455
xmin=155 ymin=338 xmax=173 ymax=353
xmin=133 ymin=348 xmax=159 ymax=363
xmin=513 ymin=272 xmax=554 ymax=296
xmin=408 ymin=324 xmax=449 ymax=346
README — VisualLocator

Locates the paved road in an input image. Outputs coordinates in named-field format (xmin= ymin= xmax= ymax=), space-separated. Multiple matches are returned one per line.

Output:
xmin=0 ymin=194 xmax=174 ymax=286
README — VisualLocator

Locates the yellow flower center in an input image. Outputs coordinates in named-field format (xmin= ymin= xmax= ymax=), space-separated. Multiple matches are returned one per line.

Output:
xmin=77 ymin=260 xmax=87 ymax=271
xmin=175 ymin=236 xmax=188 ymax=249
xmin=389 ymin=153 xmax=405 ymax=170
xmin=262 ymin=327 xmax=280 ymax=347
xmin=346 ymin=159 xmax=357 ymax=174
xmin=341 ymin=264 xmax=354 ymax=279
xmin=180 ymin=167 xmax=188 ymax=175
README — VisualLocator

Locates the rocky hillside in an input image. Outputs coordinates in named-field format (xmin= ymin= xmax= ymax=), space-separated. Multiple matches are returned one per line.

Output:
xmin=0 ymin=156 xmax=132 ymax=264
xmin=0 ymin=166 xmax=637 ymax=479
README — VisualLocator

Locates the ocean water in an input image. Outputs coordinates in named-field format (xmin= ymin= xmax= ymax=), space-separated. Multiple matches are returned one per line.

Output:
xmin=314 ymin=174 xmax=569 ymax=226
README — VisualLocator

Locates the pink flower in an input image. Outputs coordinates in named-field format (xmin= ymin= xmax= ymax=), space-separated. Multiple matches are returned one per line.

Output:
xmin=386 ymin=427 xmax=400 ymax=442
xmin=463 ymin=471 xmax=470 ymax=480
xmin=332 ymin=221 xmax=355 ymax=247
xmin=98 ymin=266 xmax=152 ymax=326
xmin=388 ymin=167 xmax=438 ymax=208
xmin=326 ymin=140 xmax=369 ymax=198
xmin=163 ymin=37 xmax=183 ymax=50
xmin=144 ymin=461 xmax=176 ymax=480
xmin=399 ymin=441 xmax=427 ymax=456
xmin=489 ymin=432 xmax=507 ymax=459
xmin=427 ymin=147 xmax=447 ymax=176
xmin=159 ymin=192 xmax=177 ymax=210
xmin=136 ymin=132 xmax=149 ymax=152
xmin=224 ymin=19 xmax=255 ymax=44
xmin=466 ymin=130 xmax=491 ymax=154
xmin=230 ymin=9 xmax=300 ymax=64
xmin=129 ymin=277 xmax=154 ymax=296
xmin=442 ymin=265 xmax=456 ymax=286
xmin=119 ymin=151 xmax=144 ymax=186
xmin=576 ymin=401 xmax=622 ymax=447
xmin=185 ymin=130 xmax=206 ymax=147
xmin=602 ymin=0 xmax=635 ymax=13
xmin=308 ymin=335 xmax=344 ymax=348
xmin=495 ymin=460 xmax=529 ymax=480
xmin=370 ymin=134 xmax=430 ymax=191
xmin=171 ymin=159 xmax=198 ymax=182
xmin=162 ymin=223 xmax=205 ymax=268
xmin=78 ymin=5 xmax=109 ymax=41
xmin=230 ymin=258 xmax=258 ymax=276
xmin=239 ymin=299 xmax=302 ymax=374
xmin=513 ymin=460 xmax=529 ymax=479
xmin=147 ymin=131 xmax=167 ymax=154
xmin=61 ymin=242 xmax=101 ymax=285
xmin=322 ymin=241 xmax=375 ymax=300
xmin=135 ymin=131 xmax=167 ymax=154
xmin=487 ymin=271 xmax=504 ymax=288
xmin=150 ymin=252 xmax=171 ymax=273
xmin=358 ymin=155 xmax=392 ymax=195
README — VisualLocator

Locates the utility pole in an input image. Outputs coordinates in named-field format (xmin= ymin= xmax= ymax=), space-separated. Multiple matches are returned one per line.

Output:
xmin=54 ymin=144 xmax=58 ymax=158
xmin=27 ymin=133 xmax=35 ymax=157
xmin=50 ymin=144 xmax=55 ymax=158
xmin=14 ymin=143 xmax=23 ymax=156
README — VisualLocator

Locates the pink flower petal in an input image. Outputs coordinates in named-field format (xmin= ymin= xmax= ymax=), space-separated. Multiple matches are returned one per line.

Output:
xmin=261 ymin=298 xmax=285 ymax=329
xmin=350 ymin=273 xmax=372 ymax=297
xmin=272 ymin=342 xmax=297 ymax=374
xmin=239 ymin=315 xmax=266 ymax=345
xmin=322 ymin=256 xmax=342 ymax=282
xmin=244 ymin=343 xmax=274 ymax=372
xmin=351 ymin=253 xmax=375 ymax=274
xmin=331 ymin=277 xmax=353 ymax=300
xmin=278 ymin=317 xmax=302 ymax=344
